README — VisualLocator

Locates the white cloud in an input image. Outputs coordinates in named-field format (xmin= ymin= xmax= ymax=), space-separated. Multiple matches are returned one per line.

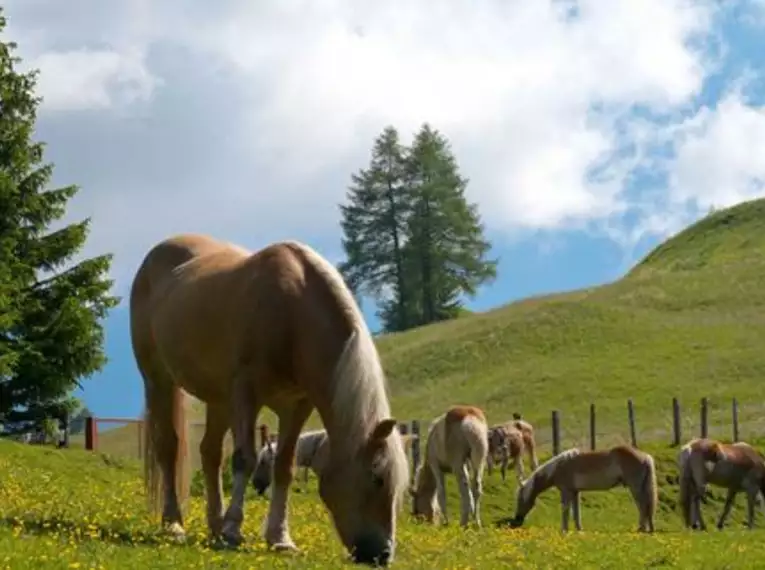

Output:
xmin=1 ymin=0 xmax=762 ymax=295
xmin=668 ymin=92 xmax=765 ymax=212
xmin=31 ymin=48 xmax=157 ymax=111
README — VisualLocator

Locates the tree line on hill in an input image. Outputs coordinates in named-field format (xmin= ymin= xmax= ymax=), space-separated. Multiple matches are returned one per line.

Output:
xmin=338 ymin=125 xmax=497 ymax=333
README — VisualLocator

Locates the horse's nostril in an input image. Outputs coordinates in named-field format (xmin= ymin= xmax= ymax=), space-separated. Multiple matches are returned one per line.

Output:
xmin=352 ymin=534 xmax=392 ymax=567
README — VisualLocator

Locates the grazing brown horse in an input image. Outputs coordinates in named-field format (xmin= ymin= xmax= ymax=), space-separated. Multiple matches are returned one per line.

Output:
xmin=678 ymin=438 xmax=765 ymax=530
xmin=130 ymin=234 xmax=409 ymax=566
xmin=487 ymin=416 xmax=539 ymax=483
xmin=253 ymin=429 xmax=415 ymax=496
xmin=411 ymin=406 xmax=488 ymax=528
xmin=506 ymin=445 xmax=657 ymax=532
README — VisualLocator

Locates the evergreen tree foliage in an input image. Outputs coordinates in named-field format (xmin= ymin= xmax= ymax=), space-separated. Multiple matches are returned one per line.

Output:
xmin=0 ymin=9 xmax=119 ymax=432
xmin=339 ymin=122 xmax=497 ymax=332
xmin=339 ymin=126 xmax=414 ymax=331
xmin=404 ymin=124 xmax=497 ymax=325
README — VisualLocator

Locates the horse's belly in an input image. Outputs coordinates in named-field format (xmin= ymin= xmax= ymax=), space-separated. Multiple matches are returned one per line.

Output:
xmin=572 ymin=471 xmax=620 ymax=490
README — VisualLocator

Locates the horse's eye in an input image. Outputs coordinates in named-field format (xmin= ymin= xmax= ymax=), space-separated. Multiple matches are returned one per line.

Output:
xmin=372 ymin=474 xmax=385 ymax=488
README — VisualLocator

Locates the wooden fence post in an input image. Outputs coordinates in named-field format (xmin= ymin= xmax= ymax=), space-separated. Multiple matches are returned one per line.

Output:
xmin=551 ymin=410 xmax=560 ymax=456
xmin=732 ymin=398 xmax=739 ymax=443
xmin=700 ymin=397 xmax=708 ymax=439
xmin=672 ymin=397 xmax=681 ymax=446
xmin=589 ymin=404 xmax=596 ymax=451
xmin=627 ymin=399 xmax=637 ymax=448
xmin=85 ymin=416 xmax=97 ymax=451
xmin=137 ymin=421 xmax=143 ymax=459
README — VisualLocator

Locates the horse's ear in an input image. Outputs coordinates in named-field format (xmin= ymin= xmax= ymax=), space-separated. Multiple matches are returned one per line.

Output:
xmin=371 ymin=418 xmax=398 ymax=441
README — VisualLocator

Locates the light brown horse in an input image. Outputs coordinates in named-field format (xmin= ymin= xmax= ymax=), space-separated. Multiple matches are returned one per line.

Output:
xmin=410 ymin=406 xmax=488 ymax=528
xmin=487 ymin=416 xmax=539 ymax=483
xmin=130 ymin=234 xmax=410 ymax=566
xmin=506 ymin=445 xmax=657 ymax=532
xmin=678 ymin=438 xmax=765 ymax=530
xmin=253 ymin=429 xmax=415 ymax=496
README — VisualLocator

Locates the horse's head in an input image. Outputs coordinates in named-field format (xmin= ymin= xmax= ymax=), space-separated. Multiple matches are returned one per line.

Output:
xmin=318 ymin=418 xmax=409 ymax=567
xmin=409 ymin=479 xmax=437 ymax=523
xmin=511 ymin=477 xmax=535 ymax=527
xmin=251 ymin=440 xmax=276 ymax=496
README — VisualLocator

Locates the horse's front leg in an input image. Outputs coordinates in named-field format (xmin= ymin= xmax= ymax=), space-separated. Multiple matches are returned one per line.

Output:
xmin=693 ymin=491 xmax=707 ymax=531
xmin=264 ymin=399 xmax=313 ymax=551
xmin=500 ymin=450 xmax=509 ymax=482
xmin=560 ymin=489 xmax=571 ymax=533
xmin=200 ymin=403 xmax=229 ymax=538
xmin=745 ymin=487 xmax=757 ymax=529
xmin=572 ymin=491 xmax=582 ymax=531
xmin=716 ymin=488 xmax=736 ymax=530
xmin=221 ymin=381 xmax=261 ymax=546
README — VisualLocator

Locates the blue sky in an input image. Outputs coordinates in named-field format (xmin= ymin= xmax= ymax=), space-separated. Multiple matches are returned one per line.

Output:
xmin=2 ymin=1 xmax=764 ymax=419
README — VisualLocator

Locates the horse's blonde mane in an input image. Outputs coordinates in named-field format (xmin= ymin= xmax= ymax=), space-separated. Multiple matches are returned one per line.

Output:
xmin=529 ymin=448 xmax=580 ymax=482
xmin=286 ymin=242 xmax=409 ymax=496
xmin=289 ymin=242 xmax=392 ymax=435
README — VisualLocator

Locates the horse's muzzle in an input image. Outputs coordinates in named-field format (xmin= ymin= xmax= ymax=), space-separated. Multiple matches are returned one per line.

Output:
xmin=351 ymin=534 xmax=393 ymax=567
xmin=252 ymin=478 xmax=269 ymax=497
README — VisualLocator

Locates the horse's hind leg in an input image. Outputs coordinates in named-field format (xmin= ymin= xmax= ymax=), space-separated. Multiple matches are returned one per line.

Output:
xmin=221 ymin=377 xmax=262 ymax=546
xmin=470 ymin=463 xmax=484 ymax=528
xmin=143 ymin=373 xmax=186 ymax=537
xmin=454 ymin=463 xmax=475 ymax=528
xmin=433 ymin=467 xmax=449 ymax=525
xmin=265 ymin=398 xmax=313 ymax=551
xmin=200 ymin=403 xmax=229 ymax=538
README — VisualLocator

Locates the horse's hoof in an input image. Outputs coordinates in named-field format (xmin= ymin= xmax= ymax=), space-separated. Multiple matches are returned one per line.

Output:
xmin=270 ymin=540 xmax=299 ymax=553
xmin=221 ymin=529 xmax=244 ymax=548
xmin=164 ymin=522 xmax=187 ymax=543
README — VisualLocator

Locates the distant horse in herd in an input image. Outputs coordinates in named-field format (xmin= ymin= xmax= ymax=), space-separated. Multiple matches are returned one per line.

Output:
xmin=410 ymin=405 xmax=488 ymax=528
xmin=128 ymin=233 xmax=765 ymax=567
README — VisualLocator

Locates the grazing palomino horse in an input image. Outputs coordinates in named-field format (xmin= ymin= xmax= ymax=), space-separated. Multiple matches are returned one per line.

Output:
xmin=487 ymin=416 xmax=539 ymax=483
xmin=252 ymin=429 xmax=329 ymax=495
xmin=505 ymin=445 xmax=657 ymax=532
xmin=130 ymin=234 xmax=409 ymax=566
xmin=253 ymin=430 xmax=415 ymax=496
xmin=410 ymin=406 xmax=488 ymax=528
xmin=678 ymin=438 xmax=765 ymax=530
xmin=252 ymin=437 xmax=278 ymax=496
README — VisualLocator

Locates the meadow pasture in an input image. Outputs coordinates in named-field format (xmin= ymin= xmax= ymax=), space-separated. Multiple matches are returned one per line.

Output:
xmin=6 ymin=200 xmax=765 ymax=568
xmin=3 ymin=439 xmax=765 ymax=569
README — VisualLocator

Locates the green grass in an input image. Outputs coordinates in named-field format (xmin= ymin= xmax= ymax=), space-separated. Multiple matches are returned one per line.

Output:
xmin=10 ymin=198 xmax=765 ymax=566
xmin=97 ymin=197 xmax=765 ymax=465
xmin=4 ymin=437 xmax=765 ymax=569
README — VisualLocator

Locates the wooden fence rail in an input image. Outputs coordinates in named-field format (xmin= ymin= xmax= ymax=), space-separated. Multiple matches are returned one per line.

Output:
xmin=82 ymin=395 xmax=752 ymax=471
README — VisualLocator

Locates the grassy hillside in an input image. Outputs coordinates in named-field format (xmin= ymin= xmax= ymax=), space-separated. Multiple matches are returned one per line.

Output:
xmin=4 ymin=438 xmax=765 ymax=568
xmin=97 ymin=198 xmax=765 ymax=466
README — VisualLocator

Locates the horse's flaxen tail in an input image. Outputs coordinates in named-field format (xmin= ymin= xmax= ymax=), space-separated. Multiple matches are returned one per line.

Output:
xmin=525 ymin=432 xmax=539 ymax=470
xmin=677 ymin=446 xmax=695 ymax=528
xmin=641 ymin=454 xmax=658 ymax=528
xmin=142 ymin=383 xmax=190 ymax=517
